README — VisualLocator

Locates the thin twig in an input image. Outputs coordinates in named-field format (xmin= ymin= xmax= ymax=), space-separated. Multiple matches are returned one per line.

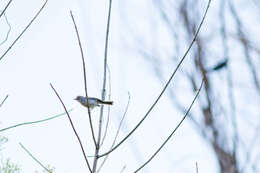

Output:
xmin=196 ymin=162 xmax=198 ymax=173
xmin=0 ymin=0 xmax=13 ymax=19
xmin=97 ymin=92 xmax=130 ymax=173
xmin=50 ymin=83 xmax=92 ymax=173
xmin=70 ymin=10 xmax=97 ymax=148
xmin=0 ymin=0 xmax=48 ymax=61
xmin=0 ymin=109 xmax=73 ymax=133
xmin=93 ymin=0 xmax=113 ymax=172
xmin=0 ymin=11 xmax=11 ymax=46
xmin=134 ymin=79 xmax=204 ymax=172
xmin=98 ymin=0 xmax=212 ymax=158
xmin=240 ymin=125 xmax=260 ymax=172
xmin=0 ymin=94 xmax=9 ymax=108
xmin=19 ymin=142 xmax=51 ymax=173
xmin=119 ymin=165 xmax=126 ymax=173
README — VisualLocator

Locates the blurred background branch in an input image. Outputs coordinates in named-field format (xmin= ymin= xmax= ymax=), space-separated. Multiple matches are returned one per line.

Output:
xmin=119 ymin=0 xmax=260 ymax=172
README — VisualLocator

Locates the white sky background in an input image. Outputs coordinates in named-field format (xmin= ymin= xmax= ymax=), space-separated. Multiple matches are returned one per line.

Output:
xmin=1 ymin=0 xmax=249 ymax=172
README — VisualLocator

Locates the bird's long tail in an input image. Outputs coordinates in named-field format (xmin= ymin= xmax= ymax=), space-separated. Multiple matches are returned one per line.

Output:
xmin=98 ymin=100 xmax=113 ymax=105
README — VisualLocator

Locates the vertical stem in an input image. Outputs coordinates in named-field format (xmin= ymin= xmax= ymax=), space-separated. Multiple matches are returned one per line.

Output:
xmin=92 ymin=0 xmax=113 ymax=172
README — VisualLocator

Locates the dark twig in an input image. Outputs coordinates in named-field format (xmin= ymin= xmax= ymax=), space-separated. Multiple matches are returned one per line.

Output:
xmin=119 ymin=165 xmax=126 ymax=173
xmin=19 ymin=143 xmax=51 ymax=173
xmin=134 ymin=79 xmax=204 ymax=172
xmin=0 ymin=0 xmax=13 ymax=19
xmin=50 ymin=83 xmax=92 ymax=173
xmin=97 ymin=92 xmax=130 ymax=173
xmin=0 ymin=109 xmax=73 ymax=133
xmin=93 ymin=0 xmax=113 ymax=171
xmin=0 ymin=94 xmax=9 ymax=108
xmin=70 ymin=10 xmax=97 ymax=148
xmin=196 ymin=162 xmax=198 ymax=173
xmin=0 ymin=0 xmax=48 ymax=61
xmin=98 ymin=0 xmax=212 ymax=158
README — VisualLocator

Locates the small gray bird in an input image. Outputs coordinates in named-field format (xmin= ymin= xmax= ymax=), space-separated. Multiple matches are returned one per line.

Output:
xmin=74 ymin=96 xmax=113 ymax=109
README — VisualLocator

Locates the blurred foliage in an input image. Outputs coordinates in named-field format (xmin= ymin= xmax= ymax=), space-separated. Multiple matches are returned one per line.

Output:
xmin=0 ymin=159 xmax=20 ymax=173
xmin=34 ymin=165 xmax=55 ymax=173
xmin=0 ymin=136 xmax=20 ymax=173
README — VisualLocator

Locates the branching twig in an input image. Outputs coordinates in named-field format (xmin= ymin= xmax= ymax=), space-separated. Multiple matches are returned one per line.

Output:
xmin=50 ymin=83 xmax=92 ymax=173
xmin=134 ymin=79 xmax=204 ymax=172
xmin=0 ymin=0 xmax=48 ymax=61
xmin=0 ymin=94 xmax=9 ymax=108
xmin=19 ymin=142 xmax=51 ymax=173
xmin=98 ymin=0 xmax=212 ymax=158
xmin=97 ymin=92 xmax=130 ymax=173
xmin=70 ymin=10 xmax=97 ymax=148
xmin=0 ymin=109 xmax=73 ymax=133
xmin=92 ymin=0 xmax=113 ymax=172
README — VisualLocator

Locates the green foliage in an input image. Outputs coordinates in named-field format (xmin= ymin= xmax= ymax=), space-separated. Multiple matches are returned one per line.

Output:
xmin=34 ymin=165 xmax=55 ymax=173
xmin=0 ymin=136 xmax=20 ymax=173
xmin=0 ymin=136 xmax=8 ymax=149
xmin=0 ymin=159 xmax=20 ymax=173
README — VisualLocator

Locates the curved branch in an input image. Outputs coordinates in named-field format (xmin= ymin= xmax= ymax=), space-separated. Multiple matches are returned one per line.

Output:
xmin=0 ymin=12 xmax=11 ymax=46
xmin=0 ymin=109 xmax=73 ymax=133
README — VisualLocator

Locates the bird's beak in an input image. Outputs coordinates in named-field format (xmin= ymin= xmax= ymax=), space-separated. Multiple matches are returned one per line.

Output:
xmin=74 ymin=98 xmax=77 ymax=100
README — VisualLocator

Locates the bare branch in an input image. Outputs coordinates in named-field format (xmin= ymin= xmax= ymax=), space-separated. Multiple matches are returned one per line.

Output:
xmin=70 ymin=10 xmax=97 ymax=148
xmin=93 ymin=0 xmax=113 ymax=171
xmin=0 ymin=94 xmax=9 ymax=108
xmin=50 ymin=83 xmax=92 ymax=173
xmin=134 ymin=79 xmax=204 ymax=172
xmin=0 ymin=0 xmax=13 ymax=19
xmin=0 ymin=109 xmax=73 ymax=133
xmin=98 ymin=0 xmax=212 ymax=158
xmin=0 ymin=0 xmax=48 ymax=61
xmin=228 ymin=0 xmax=260 ymax=92
xmin=220 ymin=0 xmax=239 ymax=163
xmin=97 ymin=92 xmax=130 ymax=173
xmin=119 ymin=165 xmax=126 ymax=173
xmin=19 ymin=143 xmax=51 ymax=173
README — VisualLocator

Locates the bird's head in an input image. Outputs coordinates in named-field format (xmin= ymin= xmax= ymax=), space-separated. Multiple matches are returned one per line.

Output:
xmin=74 ymin=96 xmax=83 ymax=102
